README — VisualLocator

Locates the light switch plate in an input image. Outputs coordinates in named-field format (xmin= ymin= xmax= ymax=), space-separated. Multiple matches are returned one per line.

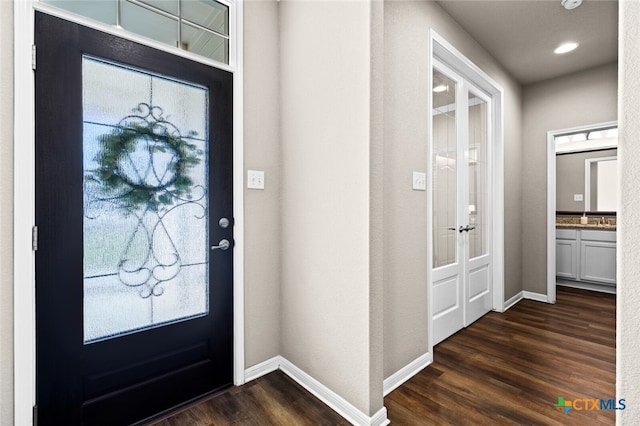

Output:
xmin=574 ymin=194 xmax=583 ymax=201
xmin=413 ymin=171 xmax=426 ymax=191
xmin=247 ymin=170 xmax=265 ymax=190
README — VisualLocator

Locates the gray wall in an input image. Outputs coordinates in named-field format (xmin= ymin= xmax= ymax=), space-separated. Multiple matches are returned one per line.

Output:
xmin=556 ymin=148 xmax=617 ymax=212
xmin=618 ymin=2 xmax=640 ymax=424
xmin=382 ymin=0 xmax=523 ymax=379
xmin=243 ymin=0 xmax=281 ymax=369
xmin=245 ymin=1 xmax=385 ymax=415
xmin=0 ymin=1 xmax=14 ymax=425
xmin=279 ymin=0 xmax=382 ymax=415
xmin=522 ymin=62 xmax=618 ymax=294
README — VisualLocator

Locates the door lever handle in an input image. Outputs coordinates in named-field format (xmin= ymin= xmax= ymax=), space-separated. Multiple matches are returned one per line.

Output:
xmin=461 ymin=225 xmax=476 ymax=232
xmin=211 ymin=239 xmax=231 ymax=251
xmin=448 ymin=226 xmax=457 ymax=231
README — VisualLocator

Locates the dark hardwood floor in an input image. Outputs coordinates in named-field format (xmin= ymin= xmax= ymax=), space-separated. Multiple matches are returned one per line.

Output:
xmin=148 ymin=370 xmax=350 ymax=426
xmin=386 ymin=286 xmax=616 ymax=425
xmin=149 ymin=287 xmax=615 ymax=425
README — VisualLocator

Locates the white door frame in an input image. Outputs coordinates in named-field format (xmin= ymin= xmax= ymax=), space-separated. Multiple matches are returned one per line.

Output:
xmin=545 ymin=121 xmax=617 ymax=304
xmin=13 ymin=1 xmax=245 ymax=423
xmin=428 ymin=30 xmax=505 ymax=353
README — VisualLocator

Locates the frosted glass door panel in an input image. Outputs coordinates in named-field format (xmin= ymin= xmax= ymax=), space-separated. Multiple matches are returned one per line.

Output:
xmin=433 ymin=70 xmax=458 ymax=268
xmin=82 ymin=56 xmax=209 ymax=343
xmin=468 ymin=91 xmax=488 ymax=259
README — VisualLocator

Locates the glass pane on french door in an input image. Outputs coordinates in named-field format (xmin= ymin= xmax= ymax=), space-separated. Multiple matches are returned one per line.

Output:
xmin=432 ymin=69 xmax=457 ymax=268
xmin=82 ymin=56 xmax=209 ymax=343
xmin=468 ymin=90 xmax=488 ymax=259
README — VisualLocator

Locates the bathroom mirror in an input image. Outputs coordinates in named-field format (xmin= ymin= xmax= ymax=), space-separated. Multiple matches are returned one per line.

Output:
xmin=555 ymin=127 xmax=617 ymax=213
xmin=585 ymin=156 xmax=618 ymax=212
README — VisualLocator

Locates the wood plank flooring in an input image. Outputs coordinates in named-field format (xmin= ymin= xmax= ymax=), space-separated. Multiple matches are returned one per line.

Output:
xmin=148 ymin=369 xmax=350 ymax=425
xmin=149 ymin=287 xmax=615 ymax=425
xmin=386 ymin=286 xmax=616 ymax=425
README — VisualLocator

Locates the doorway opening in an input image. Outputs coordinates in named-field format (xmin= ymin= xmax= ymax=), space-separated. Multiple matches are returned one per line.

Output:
xmin=546 ymin=122 xmax=618 ymax=302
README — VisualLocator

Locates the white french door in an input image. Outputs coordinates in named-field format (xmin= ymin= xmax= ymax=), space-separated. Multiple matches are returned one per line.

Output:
xmin=431 ymin=60 xmax=493 ymax=345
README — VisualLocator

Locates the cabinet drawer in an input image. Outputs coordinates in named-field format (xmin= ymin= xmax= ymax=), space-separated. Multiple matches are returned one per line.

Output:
xmin=581 ymin=230 xmax=616 ymax=242
xmin=556 ymin=229 xmax=577 ymax=240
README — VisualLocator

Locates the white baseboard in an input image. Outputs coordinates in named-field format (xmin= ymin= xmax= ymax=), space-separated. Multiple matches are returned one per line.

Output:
xmin=244 ymin=356 xmax=390 ymax=426
xmin=503 ymin=291 xmax=523 ymax=311
xmin=557 ymin=281 xmax=616 ymax=294
xmin=383 ymin=352 xmax=432 ymax=396
xmin=523 ymin=291 xmax=550 ymax=303
xmin=244 ymin=356 xmax=281 ymax=383
xmin=369 ymin=406 xmax=391 ymax=426
xmin=279 ymin=357 xmax=390 ymax=426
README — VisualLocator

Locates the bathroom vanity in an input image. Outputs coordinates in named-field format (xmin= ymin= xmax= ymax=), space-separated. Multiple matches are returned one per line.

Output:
xmin=556 ymin=223 xmax=616 ymax=290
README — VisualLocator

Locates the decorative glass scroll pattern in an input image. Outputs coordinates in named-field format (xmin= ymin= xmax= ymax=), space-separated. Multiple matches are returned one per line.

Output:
xmin=82 ymin=56 xmax=209 ymax=343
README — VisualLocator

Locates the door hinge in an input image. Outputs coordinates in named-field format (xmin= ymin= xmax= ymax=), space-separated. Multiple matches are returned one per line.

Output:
xmin=33 ymin=404 xmax=38 ymax=426
xmin=32 ymin=225 xmax=38 ymax=252
xmin=32 ymin=45 xmax=36 ymax=71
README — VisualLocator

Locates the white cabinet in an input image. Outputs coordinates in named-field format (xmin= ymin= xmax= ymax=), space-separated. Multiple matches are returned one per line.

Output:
xmin=579 ymin=230 xmax=616 ymax=285
xmin=556 ymin=229 xmax=616 ymax=287
xmin=556 ymin=229 xmax=578 ymax=280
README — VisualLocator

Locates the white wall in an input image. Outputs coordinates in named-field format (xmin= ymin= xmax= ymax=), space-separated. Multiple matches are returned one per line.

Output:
xmin=0 ymin=1 xmax=14 ymax=425
xmin=618 ymin=1 xmax=640 ymax=423
xmin=522 ymin=63 xmax=618 ymax=294
xmin=279 ymin=0 xmax=382 ymax=416
xmin=382 ymin=0 xmax=522 ymax=379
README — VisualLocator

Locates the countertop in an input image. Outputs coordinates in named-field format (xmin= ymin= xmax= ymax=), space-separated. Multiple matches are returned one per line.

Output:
xmin=556 ymin=223 xmax=616 ymax=231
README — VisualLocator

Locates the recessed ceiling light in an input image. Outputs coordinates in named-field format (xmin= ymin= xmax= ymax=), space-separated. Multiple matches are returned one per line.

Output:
xmin=433 ymin=84 xmax=448 ymax=93
xmin=554 ymin=42 xmax=579 ymax=54
xmin=561 ymin=0 xmax=582 ymax=10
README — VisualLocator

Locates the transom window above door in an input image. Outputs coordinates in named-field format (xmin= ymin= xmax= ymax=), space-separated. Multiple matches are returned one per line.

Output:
xmin=41 ymin=0 xmax=231 ymax=64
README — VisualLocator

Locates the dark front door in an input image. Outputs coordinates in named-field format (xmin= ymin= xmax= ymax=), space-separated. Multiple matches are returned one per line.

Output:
xmin=35 ymin=12 xmax=233 ymax=425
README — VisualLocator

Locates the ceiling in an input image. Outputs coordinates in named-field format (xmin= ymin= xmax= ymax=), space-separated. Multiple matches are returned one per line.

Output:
xmin=435 ymin=0 xmax=618 ymax=85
